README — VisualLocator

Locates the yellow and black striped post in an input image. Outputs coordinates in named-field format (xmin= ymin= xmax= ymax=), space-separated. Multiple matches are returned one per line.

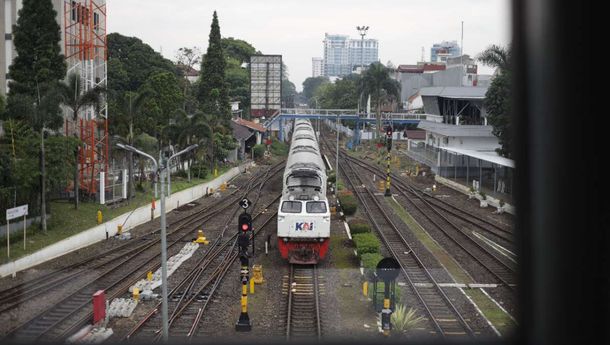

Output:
xmin=236 ymin=262 xmax=252 ymax=331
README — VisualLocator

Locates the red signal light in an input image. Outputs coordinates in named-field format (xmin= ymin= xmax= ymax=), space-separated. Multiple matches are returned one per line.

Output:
xmin=241 ymin=224 xmax=249 ymax=231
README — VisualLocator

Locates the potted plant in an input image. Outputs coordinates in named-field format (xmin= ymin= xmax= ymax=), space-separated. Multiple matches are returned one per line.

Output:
xmin=496 ymin=199 xmax=506 ymax=214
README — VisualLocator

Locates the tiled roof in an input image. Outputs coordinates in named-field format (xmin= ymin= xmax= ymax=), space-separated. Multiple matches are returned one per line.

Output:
xmin=233 ymin=118 xmax=266 ymax=133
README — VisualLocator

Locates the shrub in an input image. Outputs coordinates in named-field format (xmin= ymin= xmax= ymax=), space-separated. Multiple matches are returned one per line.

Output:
xmin=252 ymin=144 xmax=266 ymax=159
xmin=327 ymin=172 xmax=336 ymax=184
xmin=361 ymin=252 xmax=383 ymax=270
xmin=348 ymin=219 xmax=371 ymax=234
xmin=190 ymin=161 xmax=209 ymax=179
xmin=338 ymin=190 xmax=358 ymax=216
xmin=352 ymin=232 xmax=381 ymax=256
xmin=270 ymin=139 xmax=288 ymax=156
xmin=479 ymin=191 xmax=487 ymax=200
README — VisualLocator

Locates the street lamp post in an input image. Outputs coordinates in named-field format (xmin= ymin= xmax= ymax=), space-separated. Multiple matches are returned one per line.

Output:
xmin=116 ymin=143 xmax=194 ymax=342
xmin=356 ymin=26 xmax=369 ymax=72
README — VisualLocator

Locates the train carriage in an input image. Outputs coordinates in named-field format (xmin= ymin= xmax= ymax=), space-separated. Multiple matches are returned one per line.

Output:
xmin=278 ymin=120 xmax=330 ymax=264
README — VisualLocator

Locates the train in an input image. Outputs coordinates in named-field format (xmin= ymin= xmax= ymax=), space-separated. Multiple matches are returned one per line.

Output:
xmin=277 ymin=119 xmax=331 ymax=264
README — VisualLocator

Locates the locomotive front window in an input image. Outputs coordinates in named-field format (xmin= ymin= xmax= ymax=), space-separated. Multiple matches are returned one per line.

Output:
xmin=306 ymin=201 xmax=327 ymax=213
xmin=281 ymin=201 xmax=302 ymax=213
xmin=287 ymin=175 xmax=321 ymax=188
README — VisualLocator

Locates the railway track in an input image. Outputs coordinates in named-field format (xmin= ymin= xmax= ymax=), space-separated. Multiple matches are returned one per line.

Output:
xmin=1 ymin=161 xmax=285 ymax=342
xmin=0 ymin=162 xmax=280 ymax=313
xmin=285 ymin=264 xmax=322 ymax=340
xmin=335 ymin=150 xmax=474 ymax=339
xmin=126 ymin=199 xmax=280 ymax=340
xmin=341 ymin=153 xmax=517 ymax=288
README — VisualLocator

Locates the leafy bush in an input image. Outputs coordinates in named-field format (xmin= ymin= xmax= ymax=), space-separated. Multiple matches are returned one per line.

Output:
xmin=174 ymin=169 xmax=188 ymax=178
xmin=361 ymin=252 xmax=383 ymax=270
xmin=348 ymin=219 xmax=371 ymax=234
xmin=252 ymin=144 xmax=266 ymax=159
xmin=327 ymin=172 xmax=336 ymax=184
xmin=338 ymin=190 xmax=358 ymax=216
xmin=270 ymin=139 xmax=288 ymax=156
xmin=190 ymin=161 xmax=209 ymax=179
xmin=352 ymin=232 xmax=380 ymax=256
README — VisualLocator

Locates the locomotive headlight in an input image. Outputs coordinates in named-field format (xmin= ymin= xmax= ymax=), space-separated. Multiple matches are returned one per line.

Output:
xmin=283 ymin=237 xmax=289 ymax=242
xmin=319 ymin=238 xmax=325 ymax=243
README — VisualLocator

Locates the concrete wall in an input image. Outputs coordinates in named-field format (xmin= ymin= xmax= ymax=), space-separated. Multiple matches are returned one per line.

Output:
xmin=0 ymin=162 xmax=252 ymax=277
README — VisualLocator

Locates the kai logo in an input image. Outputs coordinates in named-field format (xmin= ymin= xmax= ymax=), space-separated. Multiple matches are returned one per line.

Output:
xmin=295 ymin=222 xmax=314 ymax=231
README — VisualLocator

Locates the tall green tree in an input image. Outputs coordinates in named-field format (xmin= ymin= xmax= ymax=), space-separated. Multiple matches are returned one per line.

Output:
xmin=5 ymin=0 xmax=67 ymax=233
xmin=199 ymin=11 xmax=231 ymax=125
xmin=478 ymin=45 xmax=512 ymax=158
xmin=58 ymin=73 xmax=105 ymax=209
xmin=359 ymin=62 xmax=400 ymax=139
xmin=302 ymin=76 xmax=330 ymax=104
xmin=138 ymin=71 xmax=184 ymax=145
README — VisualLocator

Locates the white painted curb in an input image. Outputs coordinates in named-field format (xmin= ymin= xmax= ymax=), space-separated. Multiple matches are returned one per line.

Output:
xmin=0 ymin=163 xmax=253 ymax=277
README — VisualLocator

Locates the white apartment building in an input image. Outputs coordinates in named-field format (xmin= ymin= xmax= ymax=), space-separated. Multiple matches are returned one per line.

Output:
xmin=312 ymin=57 xmax=323 ymax=78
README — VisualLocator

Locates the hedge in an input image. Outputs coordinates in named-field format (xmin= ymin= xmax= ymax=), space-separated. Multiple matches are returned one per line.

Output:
xmin=327 ymin=172 xmax=336 ymax=184
xmin=338 ymin=190 xmax=358 ymax=216
xmin=361 ymin=252 xmax=384 ymax=270
xmin=270 ymin=139 xmax=288 ymax=156
xmin=348 ymin=219 xmax=371 ymax=234
xmin=352 ymin=232 xmax=381 ymax=256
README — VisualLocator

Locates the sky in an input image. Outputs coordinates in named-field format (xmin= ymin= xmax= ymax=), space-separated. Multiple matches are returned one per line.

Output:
xmin=107 ymin=0 xmax=511 ymax=92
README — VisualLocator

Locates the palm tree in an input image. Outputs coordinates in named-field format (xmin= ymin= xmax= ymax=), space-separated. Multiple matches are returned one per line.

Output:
xmin=114 ymin=90 xmax=150 ymax=199
xmin=477 ymin=44 xmax=511 ymax=72
xmin=359 ymin=62 xmax=400 ymax=140
xmin=58 ymin=72 xmax=105 ymax=209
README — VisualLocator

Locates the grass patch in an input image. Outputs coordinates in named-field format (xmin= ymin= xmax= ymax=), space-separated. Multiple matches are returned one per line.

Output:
xmin=0 ymin=166 xmax=234 ymax=264
xmin=465 ymin=288 xmax=516 ymax=335
xmin=385 ymin=197 xmax=515 ymax=334
xmin=330 ymin=233 xmax=357 ymax=270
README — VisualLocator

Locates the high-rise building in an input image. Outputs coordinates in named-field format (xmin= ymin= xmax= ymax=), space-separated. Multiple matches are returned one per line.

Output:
xmin=348 ymin=38 xmax=378 ymax=71
xmin=323 ymin=33 xmax=350 ymax=77
xmin=430 ymin=40 xmax=461 ymax=63
xmin=323 ymin=33 xmax=378 ymax=77
xmin=312 ymin=57 xmax=323 ymax=78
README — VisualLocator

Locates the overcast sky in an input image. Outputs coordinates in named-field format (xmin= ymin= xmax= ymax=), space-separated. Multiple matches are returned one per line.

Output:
xmin=107 ymin=0 xmax=511 ymax=92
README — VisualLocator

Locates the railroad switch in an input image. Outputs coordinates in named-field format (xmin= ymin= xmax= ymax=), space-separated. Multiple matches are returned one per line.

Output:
xmin=97 ymin=210 xmax=103 ymax=225
xmin=195 ymin=230 xmax=209 ymax=244
xmin=252 ymin=265 xmax=265 ymax=284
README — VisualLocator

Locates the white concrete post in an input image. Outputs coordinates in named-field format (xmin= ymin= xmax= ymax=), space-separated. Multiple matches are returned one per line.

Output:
xmin=122 ymin=169 xmax=128 ymax=199
xmin=99 ymin=172 xmax=105 ymax=204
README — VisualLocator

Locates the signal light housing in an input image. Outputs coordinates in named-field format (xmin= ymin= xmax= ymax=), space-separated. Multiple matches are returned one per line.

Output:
xmin=238 ymin=213 xmax=252 ymax=233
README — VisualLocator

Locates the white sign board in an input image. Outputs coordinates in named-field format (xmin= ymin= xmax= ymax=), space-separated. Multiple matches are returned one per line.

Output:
xmin=6 ymin=205 xmax=28 ymax=221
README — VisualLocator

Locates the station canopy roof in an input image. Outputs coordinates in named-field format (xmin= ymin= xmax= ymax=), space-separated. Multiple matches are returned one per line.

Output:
xmin=420 ymin=86 xmax=488 ymax=100
xmin=443 ymin=146 xmax=515 ymax=168
xmin=418 ymin=120 xmax=494 ymax=137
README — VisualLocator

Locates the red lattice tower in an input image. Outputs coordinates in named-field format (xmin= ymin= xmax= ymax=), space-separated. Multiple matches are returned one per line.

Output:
xmin=63 ymin=0 xmax=108 ymax=196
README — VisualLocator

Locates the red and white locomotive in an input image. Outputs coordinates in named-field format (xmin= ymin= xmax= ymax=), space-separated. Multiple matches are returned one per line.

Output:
xmin=277 ymin=119 xmax=330 ymax=264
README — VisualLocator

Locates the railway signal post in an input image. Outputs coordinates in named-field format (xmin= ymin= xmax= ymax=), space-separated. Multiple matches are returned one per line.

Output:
xmin=236 ymin=199 xmax=253 ymax=331
xmin=376 ymin=258 xmax=400 ymax=336
xmin=384 ymin=126 xmax=393 ymax=197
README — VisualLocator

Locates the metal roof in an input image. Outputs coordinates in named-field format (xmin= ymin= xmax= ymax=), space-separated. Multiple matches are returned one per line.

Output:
xmin=417 ymin=120 xmax=494 ymax=137
xmin=443 ymin=147 xmax=515 ymax=168
xmin=230 ymin=121 xmax=254 ymax=141
xmin=420 ymin=86 xmax=488 ymax=99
